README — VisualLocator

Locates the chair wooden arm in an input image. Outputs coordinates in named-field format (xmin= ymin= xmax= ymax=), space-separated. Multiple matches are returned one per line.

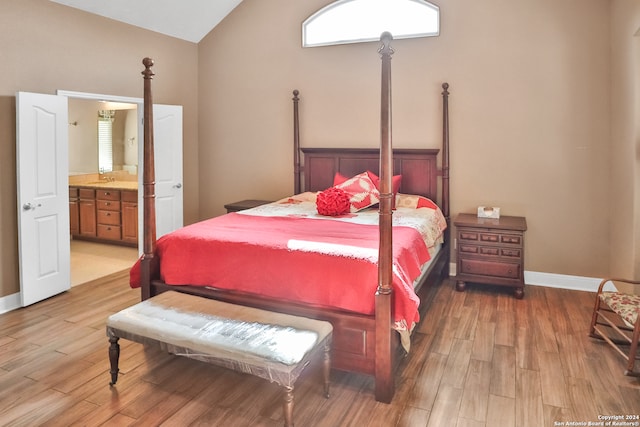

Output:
xmin=596 ymin=278 xmax=640 ymax=294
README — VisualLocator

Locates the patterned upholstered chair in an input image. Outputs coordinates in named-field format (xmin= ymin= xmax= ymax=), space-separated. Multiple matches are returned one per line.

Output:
xmin=589 ymin=278 xmax=640 ymax=376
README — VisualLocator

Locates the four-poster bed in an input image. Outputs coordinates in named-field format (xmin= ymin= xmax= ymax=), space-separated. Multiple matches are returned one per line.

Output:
xmin=134 ymin=33 xmax=451 ymax=403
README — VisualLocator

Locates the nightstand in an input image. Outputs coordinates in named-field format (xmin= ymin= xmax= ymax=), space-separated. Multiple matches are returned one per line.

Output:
xmin=454 ymin=213 xmax=527 ymax=299
xmin=224 ymin=199 xmax=272 ymax=213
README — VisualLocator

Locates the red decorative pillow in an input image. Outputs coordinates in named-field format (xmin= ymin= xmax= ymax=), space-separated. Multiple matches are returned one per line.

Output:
xmin=335 ymin=171 xmax=402 ymax=196
xmin=366 ymin=171 xmax=402 ymax=208
xmin=316 ymin=187 xmax=351 ymax=216
xmin=416 ymin=196 xmax=438 ymax=209
xmin=333 ymin=172 xmax=349 ymax=186
xmin=335 ymin=172 xmax=380 ymax=212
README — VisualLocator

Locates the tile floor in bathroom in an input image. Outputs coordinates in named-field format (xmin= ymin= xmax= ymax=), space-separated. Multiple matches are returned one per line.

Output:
xmin=70 ymin=239 xmax=139 ymax=286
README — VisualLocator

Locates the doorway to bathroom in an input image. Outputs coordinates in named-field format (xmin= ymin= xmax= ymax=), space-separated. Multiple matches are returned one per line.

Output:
xmin=67 ymin=97 xmax=140 ymax=287
xmin=16 ymin=89 xmax=183 ymax=305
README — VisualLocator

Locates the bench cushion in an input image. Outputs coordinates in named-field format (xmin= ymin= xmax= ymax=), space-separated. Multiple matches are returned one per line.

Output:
xmin=106 ymin=291 xmax=332 ymax=386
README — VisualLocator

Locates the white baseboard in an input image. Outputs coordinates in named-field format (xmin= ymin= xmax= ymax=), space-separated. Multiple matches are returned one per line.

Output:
xmin=449 ymin=263 xmax=613 ymax=293
xmin=524 ymin=271 xmax=615 ymax=292
xmin=0 ymin=292 xmax=21 ymax=314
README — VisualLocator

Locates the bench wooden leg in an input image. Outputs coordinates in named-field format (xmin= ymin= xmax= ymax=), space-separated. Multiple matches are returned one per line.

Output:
xmin=323 ymin=343 xmax=331 ymax=399
xmin=108 ymin=335 xmax=120 ymax=386
xmin=283 ymin=386 xmax=294 ymax=427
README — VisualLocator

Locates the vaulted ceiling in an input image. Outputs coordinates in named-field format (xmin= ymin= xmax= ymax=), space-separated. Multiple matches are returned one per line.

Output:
xmin=49 ymin=0 xmax=244 ymax=43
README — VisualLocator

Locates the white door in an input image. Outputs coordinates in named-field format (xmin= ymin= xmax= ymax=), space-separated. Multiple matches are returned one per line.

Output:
xmin=16 ymin=92 xmax=70 ymax=306
xmin=138 ymin=104 xmax=183 ymax=245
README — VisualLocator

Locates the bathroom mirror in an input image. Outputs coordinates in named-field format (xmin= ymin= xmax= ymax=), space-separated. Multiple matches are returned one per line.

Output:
xmin=68 ymin=98 xmax=138 ymax=175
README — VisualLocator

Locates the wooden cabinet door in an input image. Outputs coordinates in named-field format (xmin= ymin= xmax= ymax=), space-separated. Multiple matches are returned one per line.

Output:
xmin=121 ymin=202 xmax=138 ymax=244
xmin=69 ymin=199 xmax=79 ymax=235
xmin=69 ymin=186 xmax=79 ymax=236
xmin=79 ymin=199 xmax=96 ymax=237
xmin=121 ymin=190 xmax=138 ymax=245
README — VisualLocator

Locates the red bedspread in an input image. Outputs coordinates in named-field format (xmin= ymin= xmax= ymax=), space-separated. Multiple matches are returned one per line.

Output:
xmin=130 ymin=211 xmax=432 ymax=329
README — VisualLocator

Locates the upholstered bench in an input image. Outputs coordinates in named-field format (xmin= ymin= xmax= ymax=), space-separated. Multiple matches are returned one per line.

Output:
xmin=106 ymin=291 xmax=332 ymax=427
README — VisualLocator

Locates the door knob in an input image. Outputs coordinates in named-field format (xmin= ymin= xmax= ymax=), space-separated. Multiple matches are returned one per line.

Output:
xmin=173 ymin=183 xmax=182 ymax=189
xmin=22 ymin=202 xmax=41 ymax=211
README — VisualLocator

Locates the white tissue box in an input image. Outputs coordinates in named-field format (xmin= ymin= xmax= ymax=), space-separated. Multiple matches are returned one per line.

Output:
xmin=477 ymin=206 xmax=500 ymax=219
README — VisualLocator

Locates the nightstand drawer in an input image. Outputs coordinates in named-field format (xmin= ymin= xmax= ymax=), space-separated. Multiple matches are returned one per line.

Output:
xmin=501 ymin=235 xmax=522 ymax=245
xmin=501 ymin=248 xmax=521 ymax=258
xmin=460 ymin=258 xmax=521 ymax=280
xmin=479 ymin=247 xmax=500 ymax=256
xmin=459 ymin=244 xmax=479 ymax=254
xmin=480 ymin=233 xmax=500 ymax=243
xmin=459 ymin=231 xmax=479 ymax=241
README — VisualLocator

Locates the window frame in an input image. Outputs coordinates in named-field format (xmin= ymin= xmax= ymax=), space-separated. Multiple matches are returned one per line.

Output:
xmin=302 ymin=0 xmax=440 ymax=48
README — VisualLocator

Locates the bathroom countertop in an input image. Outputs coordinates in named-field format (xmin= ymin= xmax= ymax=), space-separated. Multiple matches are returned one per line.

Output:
xmin=69 ymin=180 xmax=138 ymax=191
xmin=69 ymin=175 xmax=138 ymax=190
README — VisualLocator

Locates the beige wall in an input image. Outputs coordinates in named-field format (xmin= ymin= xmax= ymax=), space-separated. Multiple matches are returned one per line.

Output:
xmin=610 ymin=0 xmax=640 ymax=285
xmin=1 ymin=0 xmax=637 ymax=301
xmin=198 ymin=0 xmax=619 ymax=278
xmin=0 ymin=0 xmax=199 ymax=298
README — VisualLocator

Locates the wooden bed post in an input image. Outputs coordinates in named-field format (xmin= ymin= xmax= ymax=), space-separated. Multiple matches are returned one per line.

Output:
xmin=440 ymin=83 xmax=451 ymax=279
xmin=140 ymin=57 xmax=157 ymax=301
xmin=441 ymin=83 xmax=450 ymax=224
xmin=292 ymin=90 xmax=301 ymax=194
xmin=375 ymin=31 xmax=395 ymax=404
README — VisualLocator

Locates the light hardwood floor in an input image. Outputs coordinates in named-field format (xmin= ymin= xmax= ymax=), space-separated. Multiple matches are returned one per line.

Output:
xmin=0 ymin=275 xmax=638 ymax=426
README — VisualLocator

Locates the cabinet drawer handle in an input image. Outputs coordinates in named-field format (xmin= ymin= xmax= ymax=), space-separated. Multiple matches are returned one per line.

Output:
xmin=481 ymin=234 xmax=498 ymax=242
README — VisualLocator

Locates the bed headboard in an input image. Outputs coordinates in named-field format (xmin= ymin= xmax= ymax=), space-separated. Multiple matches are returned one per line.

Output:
xmin=292 ymin=82 xmax=450 ymax=221
xmin=301 ymin=148 xmax=439 ymax=201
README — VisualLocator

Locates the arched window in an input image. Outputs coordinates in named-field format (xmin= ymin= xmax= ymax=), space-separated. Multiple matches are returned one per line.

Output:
xmin=302 ymin=0 xmax=440 ymax=47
